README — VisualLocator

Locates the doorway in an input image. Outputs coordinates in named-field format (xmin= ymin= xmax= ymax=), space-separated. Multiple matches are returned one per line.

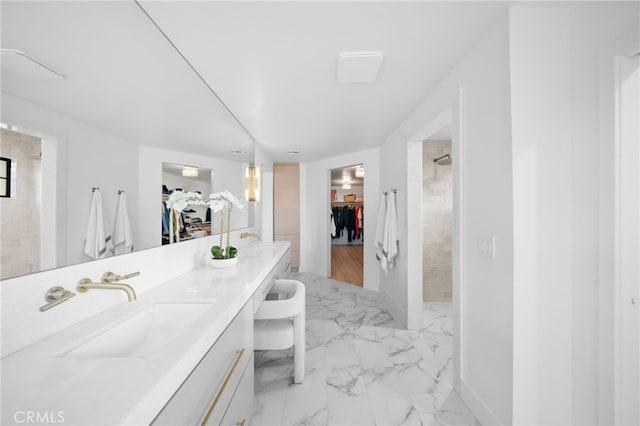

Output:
xmin=0 ymin=125 xmax=42 ymax=279
xmin=330 ymin=164 xmax=364 ymax=287
xmin=422 ymin=128 xmax=453 ymax=302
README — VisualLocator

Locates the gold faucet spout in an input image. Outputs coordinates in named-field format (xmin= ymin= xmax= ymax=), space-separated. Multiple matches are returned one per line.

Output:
xmin=77 ymin=279 xmax=137 ymax=301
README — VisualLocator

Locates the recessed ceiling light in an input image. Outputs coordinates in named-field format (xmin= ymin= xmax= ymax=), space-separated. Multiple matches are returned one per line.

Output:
xmin=337 ymin=52 xmax=383 ymax=84
xmin=1 ymin=49 xmax=64 ymax=80
xmin=228 ymin=150 xmax=243 ymax=154
xmin=182 ymin=166 xmax=198 ymax=177
xmin=287 ymin=150 xmax=300 ymax=155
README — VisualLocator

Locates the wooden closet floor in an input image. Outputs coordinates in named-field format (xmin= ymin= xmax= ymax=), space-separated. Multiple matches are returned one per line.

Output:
xmin=331 ymin=245 xmax=363 ymax=287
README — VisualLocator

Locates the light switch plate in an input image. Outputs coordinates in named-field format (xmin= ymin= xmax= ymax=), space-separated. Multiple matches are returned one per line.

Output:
xmin=479 ymin=237 xmax=496 ymax=259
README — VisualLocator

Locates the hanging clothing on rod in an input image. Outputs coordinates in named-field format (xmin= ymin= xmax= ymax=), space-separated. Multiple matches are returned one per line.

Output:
xmin=330 ymin=203 xmax=364 ymax=243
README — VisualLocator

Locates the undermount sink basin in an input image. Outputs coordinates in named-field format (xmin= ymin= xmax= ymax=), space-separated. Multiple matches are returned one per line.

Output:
xmin=61 ymin=303 xmax=214 ymax=358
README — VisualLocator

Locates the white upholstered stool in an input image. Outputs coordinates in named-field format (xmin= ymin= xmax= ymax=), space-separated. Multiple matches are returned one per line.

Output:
xmin=254 ymin=279 xmax=306 ymax=383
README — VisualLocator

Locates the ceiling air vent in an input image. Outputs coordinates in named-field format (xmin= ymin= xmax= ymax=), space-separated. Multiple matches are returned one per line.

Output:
xmin=336 ymin=51 xmax=383 ymax=83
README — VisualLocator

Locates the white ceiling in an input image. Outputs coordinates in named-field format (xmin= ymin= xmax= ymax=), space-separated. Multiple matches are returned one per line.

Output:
xmin=0 ymin=1 xmax=254 ymax=162
xmin=1 ymin=1 xmax=509 ymax=164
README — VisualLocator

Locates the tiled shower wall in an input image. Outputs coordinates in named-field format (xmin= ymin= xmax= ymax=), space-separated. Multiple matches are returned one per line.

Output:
xmin=0 ymin=128 xmax=41 ymax=279
xmin=422 ymin=139 xmax=452 ymax=302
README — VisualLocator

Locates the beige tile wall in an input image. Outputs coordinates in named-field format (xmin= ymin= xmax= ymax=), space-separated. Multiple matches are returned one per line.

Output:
xmin=422 ymin=139 xmax=452 ymax=302
xmin=0 ymin=128 xmax=42 ymax=280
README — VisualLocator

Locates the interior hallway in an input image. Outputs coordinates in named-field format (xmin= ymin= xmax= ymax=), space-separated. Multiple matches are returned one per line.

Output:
xmin=330 ymin=246 xmax=363 ymax=287
xmin=252 ymin=272 xmax=478 ymax=425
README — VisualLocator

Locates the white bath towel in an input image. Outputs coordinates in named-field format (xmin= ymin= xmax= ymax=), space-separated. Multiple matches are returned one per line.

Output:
xmin=84 ymin=189 xmax=112 ymax=259
xmin=382 ymin=190 xmax=399 ymax=272
xmin=374 ymin=192 xmax=387 ymax=269
xmin=112 ymin=191 xmax=134 ymax=255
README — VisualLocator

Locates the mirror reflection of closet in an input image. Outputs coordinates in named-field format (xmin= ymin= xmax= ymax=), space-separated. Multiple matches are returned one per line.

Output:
xmin=329 ymin=164 xmax=364 ymax=287
xmin=162 ymin=162 xmax=213 ymax=243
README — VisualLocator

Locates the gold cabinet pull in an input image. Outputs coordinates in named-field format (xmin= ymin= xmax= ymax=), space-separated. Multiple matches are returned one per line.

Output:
xmin=284 ymin=262 xmax=291 ymax=272
xmin=262 ymin=274 xmax=278 ymax=295
xmin=200 ymin=349 xmax=245 ymax=426
xmin=237 ymin=420 xmax=246 ymax=426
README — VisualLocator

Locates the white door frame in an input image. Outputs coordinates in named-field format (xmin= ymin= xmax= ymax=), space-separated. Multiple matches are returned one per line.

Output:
xmin=613 ymin=47 xmax=640 ymax=425
xmin=406 ymin=87 xmax=464 ymax=390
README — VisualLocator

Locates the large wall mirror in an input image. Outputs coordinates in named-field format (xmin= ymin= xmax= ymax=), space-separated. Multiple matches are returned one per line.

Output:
xmin=0 ymin=1 xmax=255 ymax=280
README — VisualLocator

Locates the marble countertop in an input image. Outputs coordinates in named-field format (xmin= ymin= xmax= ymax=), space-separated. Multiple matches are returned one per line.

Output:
xmin=1 ymin=241 xmax=290 ymax=426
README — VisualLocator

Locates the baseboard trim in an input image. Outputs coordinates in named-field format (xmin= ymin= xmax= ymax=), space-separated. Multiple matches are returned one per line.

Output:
xmin=460 ymin=381 xmax=503 ymax=426
xmin=298 ymin=266 xmax=326 ymax=277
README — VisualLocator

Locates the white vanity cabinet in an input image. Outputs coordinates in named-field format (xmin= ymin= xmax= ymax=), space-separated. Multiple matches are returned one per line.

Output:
xmin=152 ymin=301 xmax=253 ymax=426
xmin=153 ymin=247 xmax=291 ymax=426
xmin=253 ymin=248 xmax=291 ymax=312
xmin=1 ymin=242 xmax=293 ymax=426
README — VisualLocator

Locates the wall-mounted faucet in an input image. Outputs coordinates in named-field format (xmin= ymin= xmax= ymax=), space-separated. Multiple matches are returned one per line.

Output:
xmin=77 ymin=271 xmax=140 ymax=302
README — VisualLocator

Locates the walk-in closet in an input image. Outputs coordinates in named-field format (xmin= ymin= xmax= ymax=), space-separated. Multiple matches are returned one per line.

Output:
xmin=330 ymin=164 xmax=364 ymax=287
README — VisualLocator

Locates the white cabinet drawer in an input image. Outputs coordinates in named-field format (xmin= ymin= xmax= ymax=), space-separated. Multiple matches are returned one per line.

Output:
xmin=220 ymin=354 xmax=254 ymax=426
xmin=152 ymin=302 xmax=253 ymax=426
xmin=253 ymin=249 xmax=291 ymax=313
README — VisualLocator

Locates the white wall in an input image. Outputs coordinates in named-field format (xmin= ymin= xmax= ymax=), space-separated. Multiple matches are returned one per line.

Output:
xmin=511 ymin=4 xmax=639 ymax=425
xmin=378 ymin=3 xmax=639 ymax=425
xmin=379 ymin=15 xmax=513 ymax=425
xmin=509 ymin=8 xmax=573 ymax=425
xmin=300 ymin=148 xmax=380 ymax=292
xmin=587 ymin=4 xmax=640 ymax=426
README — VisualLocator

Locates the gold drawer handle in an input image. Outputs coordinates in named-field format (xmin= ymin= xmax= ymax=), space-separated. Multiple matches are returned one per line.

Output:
xmin=237 ymin=420 xmax=246 ymax=426
xmin=200 ymin=348 xmax=245 ymax=426
xmin=284 ymin=262 xmax=291 ymax=272
xmin=262 ymin=274 xmax=278 ymax=295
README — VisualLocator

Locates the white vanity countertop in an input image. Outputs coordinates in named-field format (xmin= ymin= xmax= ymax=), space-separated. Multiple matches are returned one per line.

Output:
xmin=0 ymin=241 xmax=290 ymax=426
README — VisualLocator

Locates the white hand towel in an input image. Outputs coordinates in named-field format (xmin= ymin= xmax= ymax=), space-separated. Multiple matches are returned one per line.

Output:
xmin=374 ymin=193 xmax=387 ymax=269
xmin=84 ymin=189 xmax=112 ymax=259
xmin=383 ymin=191 xmax=399 ymax=272
xmin=112 ymin=192 xmax=134 ymax=255
xmin=330 ymin=209 xmax=336 ymax=238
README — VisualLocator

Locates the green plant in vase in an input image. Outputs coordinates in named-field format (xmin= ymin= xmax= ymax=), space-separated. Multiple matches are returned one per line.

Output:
xmin=209 ymin=190 xmax=244 ymax=260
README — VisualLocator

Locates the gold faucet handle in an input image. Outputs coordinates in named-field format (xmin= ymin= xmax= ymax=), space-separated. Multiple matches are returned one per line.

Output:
xmin=101 ymin=271 xmax=140 ymax=282
xmin=39 ymin=286 xmax=76 ymax=312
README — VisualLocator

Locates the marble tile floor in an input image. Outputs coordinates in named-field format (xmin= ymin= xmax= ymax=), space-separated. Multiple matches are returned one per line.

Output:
xmin=251 ymin=272 xmax=480 ymax=426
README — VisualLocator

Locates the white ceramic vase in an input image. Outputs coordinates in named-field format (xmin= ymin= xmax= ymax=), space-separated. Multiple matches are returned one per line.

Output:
xmin=208 ymin=256 xmax=238 ymax=269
